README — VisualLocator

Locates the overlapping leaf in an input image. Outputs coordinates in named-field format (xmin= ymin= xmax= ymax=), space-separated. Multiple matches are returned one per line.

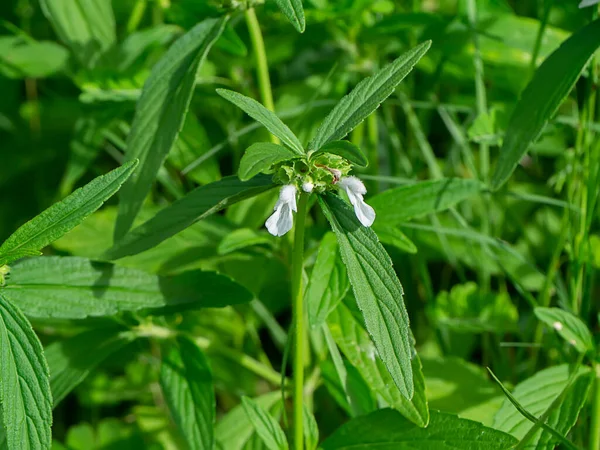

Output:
xmin=241 ymin=397 xmax=288 ymax=450
xmin=239 ymin=142 xmax=299 ymax=181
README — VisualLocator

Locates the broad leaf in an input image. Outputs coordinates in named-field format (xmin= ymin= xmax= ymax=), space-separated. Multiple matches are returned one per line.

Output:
xmin=160 ymin=336 xmax=215 ymax=450
xmin=217 ymin=228 xmax=273 ymax=255
xmin=373 ymin=224 xmax=418 ymax=254
xmin=239 ymin=142 xmax=299 ymax=181
xmin=320 ymin=409 xmax=518 ymax=449
xmin=310 ymin=140 xmax=368 ymax=167
xmin=106 ymin=175 xmax=275 ymax=260
xmin=309 ymin=40 xmax=431 ymax=150
xmin=242 ymin=397 xmax=288 ymax=450
xmin=319 ymin=193 xmax=414 ymax=400
xmin=0 ymin=36 xmax=69 ymax=78
xmin=114 ymin=18 xmax=226 ymax=240
xmin=273 ymin=0 xmax=305 ymax=33
xmin=0 ymin=161 xmax=137 ymax=266
xmin=0 ymin=293 xmax=52 ymax=450
xmin=369 ymin=178 xmax=483 ymax=225
xmin=2 ymin=256 xmax=252 ymax=319
xmin=217 ymin=89 xmax=304 ymax=154
xmin=535 ymin=307 xmax=594 ymax=354
xmin=491 ymin=18 xmax=600 ymax=190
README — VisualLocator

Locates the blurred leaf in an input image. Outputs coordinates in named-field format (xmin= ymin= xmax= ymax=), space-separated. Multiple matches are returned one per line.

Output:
xmin=216 ymin=23 xmax=248 ymax=56
xmin=303 ymin=406 xmax=318 ymax=450
xmin=0 ymin=293 xmax=52 ymax=450
xmin=239 ymin=142 xmax=300 ymax=181
xmin=0 ymin=161 xmax=137 ymax=266
xmin=242 ymin=397 xmax=288 ymax=450
xmin=0 ymin=36 xmax=69 ymax=78
xmin=535 ymin=307 xmax=594 ymax=354
xmin=311 ymin=140 xmax=368 ymax=167
xmin=274 ymin=0 xmax=306 ymax=33
xmin=114 ymin=18 xmax=226 ymax=240
xmin=468 ymin=110 xmax=501 ymax=146
xmin=373 ymin=224 xmax=417 ymax=254
xmin=217 ymin=228 xmax=273 ymax=255
xmin=117 ymin=24 xmax=180 ymax=71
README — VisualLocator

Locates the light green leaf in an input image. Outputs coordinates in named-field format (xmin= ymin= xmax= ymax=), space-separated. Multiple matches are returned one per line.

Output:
xmin=160 ymin=336 xmax=215 ymax=450
xmin=239 ymin=142 xmax=300 ymax=181
xmin=0 ymin=293 xmax=52 ymax=450
xmin=114 ymin=18 xmax=226 ymax=240
xmin=309 ymin=41 xmax=431 ymax=150
xmin=320 ymin=409 xmax=518 ymax=450
xmin=319 ymin=193 xmax=414 ymax=400
xmin=0 ymin=36 xmax=69 ymax=78
xmin=39 ymin=0 xmax=115 ymax=68
xmin=303 ymin=406 xmax=318 ymax=450
xmin=310 ymin=140 xmax=368 ymax=167
xmin=373 ymin=224 xmax=418 ymax=254
xmin=217 ymin=228 xmax=273 ymax=255
xmin=534 ymin=307 xmax=594 ymax=354
xmin=369 ymin=178 xmax=483 ymax=225
xmin=306 ymin=233 xmax=350 ymax=329
xmin=105 ymin=175 xmax=275 ymax=260
xmin=2 ymin=256 xmax=252 ymax=319
xmin=491 ymin=19 xmax=600 ymax=190
xmin=0 ymin=160 xmax=137 ymax=266
xmin=46 ymin=327 xmax=132 ymax=407
xmin=242 ymin=397 xmax=288 ymax=450
xmin=273 ymin=0 xmax=305 ymax=33
xmin=216 ymin=89 xmax=304 ymax=154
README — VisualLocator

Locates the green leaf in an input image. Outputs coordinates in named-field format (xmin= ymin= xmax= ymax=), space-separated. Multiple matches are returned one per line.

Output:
xmin=303 ymin=406 xmax=319 ymax=450
xmin=369 ymin=178 xmax=483 ymax=225
xmin=534 ymin=307 xmax=595 ymax=354
xmin=39 ymin=0 xmax=116 ymax=68
xmin=309 ymin=40 xmax=431 ymax=150
xmin=241 ymin=397 xmax=289 ymax=450
xmin=306 ymin=232 xmax=350 ymax=329
xmin=46 ymin=327 xmax=132 ymax=407
xmin=491 ymin=18 xmax=600 ymax=190
xmin=319 ymin=193 xmax=414 ymax=400
xmin=0 ymin=293 xmax=52 ymax=450
xmin=0 ymin=161 xmax=137 ymax=266
xmin=105 ymin=175 xmax=275 ymax=260
xmin=2 ymin=256 xmax=252 ymax=319
xmin=160 ymin=336 xmax=215 ymax=450
xmin=373 ymin=224 xmax=418 ymax=254
xmin=0 ymin=36 xmax=69 ymax=78
xmin=239 ymin=142 xmax=300 ymax=181
xmin=320 ymin=409 xmax=518 ymax=450
xmin=217 ymin=228 xmax=273 ymax=255
xmin=310 ymin=140 xmax=368 ymax=167
xmin=273 ymin=0 xmax=305 ymax=33
xmin=216 ymin=89 xmax=304 ymax=154
xmin=114 ymin=18 xmax=226 ymax=240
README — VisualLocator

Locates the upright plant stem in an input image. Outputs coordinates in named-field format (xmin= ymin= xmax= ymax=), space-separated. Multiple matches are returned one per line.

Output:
xmin=590 ymin=364 xmax=600 ymax=450
xmin=291 ymin=193 xmax=308 ymax=450
xmin=245 ymin=8 xmax=279 ymax=144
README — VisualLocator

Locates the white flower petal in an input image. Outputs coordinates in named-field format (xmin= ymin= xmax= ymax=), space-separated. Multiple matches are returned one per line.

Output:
xmin=339 ymin=176 xmax=376 ymax=227
xmin=579 ymin=0 xmax=600 ymax=8
xmin=302 ymin=182 xmax=314 ymax=193
xmin=265 ymin=184 xmax=297 ymax=237
xmin=339 ymin=176 xmax=366 ymax=195
xmin=279 ymin=184 xmax=298 ymax=212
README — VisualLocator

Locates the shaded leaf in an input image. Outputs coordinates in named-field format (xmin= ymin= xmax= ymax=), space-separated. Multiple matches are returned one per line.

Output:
xmin=311 ymin=140 xmax=368 ymax=167
xmin=242 ymin=396 xmax=288 ymax=450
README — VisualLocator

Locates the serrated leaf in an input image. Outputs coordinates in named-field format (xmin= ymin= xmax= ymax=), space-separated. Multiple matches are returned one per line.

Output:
xmin=319 ymin=193 xmax=414 ymax=400
xmin=309 ymin=41 xmax=431 ymax=150
xmin=106 ymin=175 xmax=275 ymax=260
xmin=535 ymin=307 xmax=594 ymax=354
xmin=2 ymin=256 xmax=252 ymax=319
xmin=239 ymin=142 xmax=300 ymax=181
xmin=369 ymin=178 xmax=483 ymax=225
xmin=491 ymin=18 xmax=600 ymax=190
xmin=242 ymin=397 xmax=288 ymax=450
xmin=160 ymin=336 xmax=214 ymax=450
xmin=310 ymin=140 xmax=368 ymax=167
xmin=273 ymin=0 xmax=305 ymax=32
xmin=0 ymin=161 xmax=137 ymax=266
xmin=217 ymin=89 xmax=304 ymax=154
xmin=114 ymin=18 xmax=226 ymax=240
xmin=320 ymin=409 xmax=518 ymax=450
xmin=0 ymin=293 xmax=52 ymax=450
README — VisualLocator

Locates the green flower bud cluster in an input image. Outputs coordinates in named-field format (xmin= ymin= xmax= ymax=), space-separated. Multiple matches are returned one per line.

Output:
xmin=0 ymin=265 xmax=9 ymax=287
xmin=272 ymin=153 xmax=353 ymax=193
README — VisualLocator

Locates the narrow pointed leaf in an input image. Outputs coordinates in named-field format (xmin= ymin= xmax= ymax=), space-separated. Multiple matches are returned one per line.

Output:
xmin=309 ymin=41 xmax=431 ymax=150
xmin=0 ymin=293 xmax=52 ymax=450
xmin=0 ymin=160 xmax=137 ymax=266
xmin=114 ymin=18 xmax=226 ymax=240
xmin=239 ymin=142 xmax=300 ymax=181
xmin=311 ymin=140 xmax=368 ymax=167
xmin=491 ymin=19 xmax=600 ymax=190
xmin=106 ymin=175 xmax=275 ymax=260
xmin=303 ymin=406 xmax=319 ymax=450
xmin=535 ymin=307 xmax=594 ymax=354
xmin=242 ymin=397 xmax=289 ymax=450
xmin=217 ymin=89 xmax=304 ymax=154
xmin=273 ymin=0 xmax=305 ymax=33
xmin=319 ymin=193 xmax=414 ymax=399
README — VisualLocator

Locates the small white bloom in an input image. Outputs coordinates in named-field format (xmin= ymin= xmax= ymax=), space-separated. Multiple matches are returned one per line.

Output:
xmin=338 ymin=176 xmax=376 ymax=227
xmin=579 ymin=0 xmax=600 ymax=7
xmin=552 ymin=321 xmax=563 ymax=331
xmin=266 ymin=184 xmax=297 ymax=237
xmin=302 ymin=181 xmax=314 ymax=193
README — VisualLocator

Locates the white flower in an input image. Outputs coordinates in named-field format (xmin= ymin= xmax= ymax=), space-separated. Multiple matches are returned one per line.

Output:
xmin=266 ymin=184 xmax=297 ymax=237
xmin=338 ymin=176 xmax=376 ymax=227
xmin=579 ymin=0 xmax=600 ymax=7
xmin=302 ymin=181 xmax=314 ymax=193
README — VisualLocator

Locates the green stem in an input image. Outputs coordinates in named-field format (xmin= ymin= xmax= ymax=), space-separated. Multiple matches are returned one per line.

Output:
xmin=529 ymin=0 xmax=553 ymax=78
xmin=291 ymin=193 xmax=309 ymax=450
xmin=590 ymin=364 xmax=600 ymax=450
xmin=245 ymin=7 xmax=279 ymax=144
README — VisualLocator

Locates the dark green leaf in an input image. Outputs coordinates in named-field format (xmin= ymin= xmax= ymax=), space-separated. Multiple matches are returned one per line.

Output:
xmin=241 ymin=396 xmax=288 ymax=450
xmin=311 ymin=140 xmax=368 ymax=167
xmin=273 ymin=0 xmax=305 ymax=33
xmin=534 ymin=307 xmax=595 ymax=354
xmin=239 ymin=142 xmax=300 ymax=181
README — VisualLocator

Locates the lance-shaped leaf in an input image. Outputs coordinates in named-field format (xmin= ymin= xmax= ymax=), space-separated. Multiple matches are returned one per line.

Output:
xmin=309 ymin=40 xmax=431 ymax=150
xmin=106 ymin=175 xmax=275 ymax=260
xmin=0 ymin=293 xmax=52 ymax=450
xmin=239 ymin=142 xmax=300 ymax=181
xmin=114 ymin=18 xmax=226 ymax=240
xmin=535 ymin=307 xmax=594 ymax=354
xmin=2 ymin=256 xmax=252 ymax=319
xmin=319 ymin=193 xmax=414 ymax=399
xmin=0 ymin=160 xmax=137 ymax=266
xmin=310 ymin=140 xmax=368 ymax=167
xmin=273 ymin=0 xmax=305 ymax=33
xmin=217 ymin=89 xmax=305 ymax=154
xmin=491 ymin=19 xmax=600 ymax=190
xmin=242 ymin=397 xmax=289 ymax=450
